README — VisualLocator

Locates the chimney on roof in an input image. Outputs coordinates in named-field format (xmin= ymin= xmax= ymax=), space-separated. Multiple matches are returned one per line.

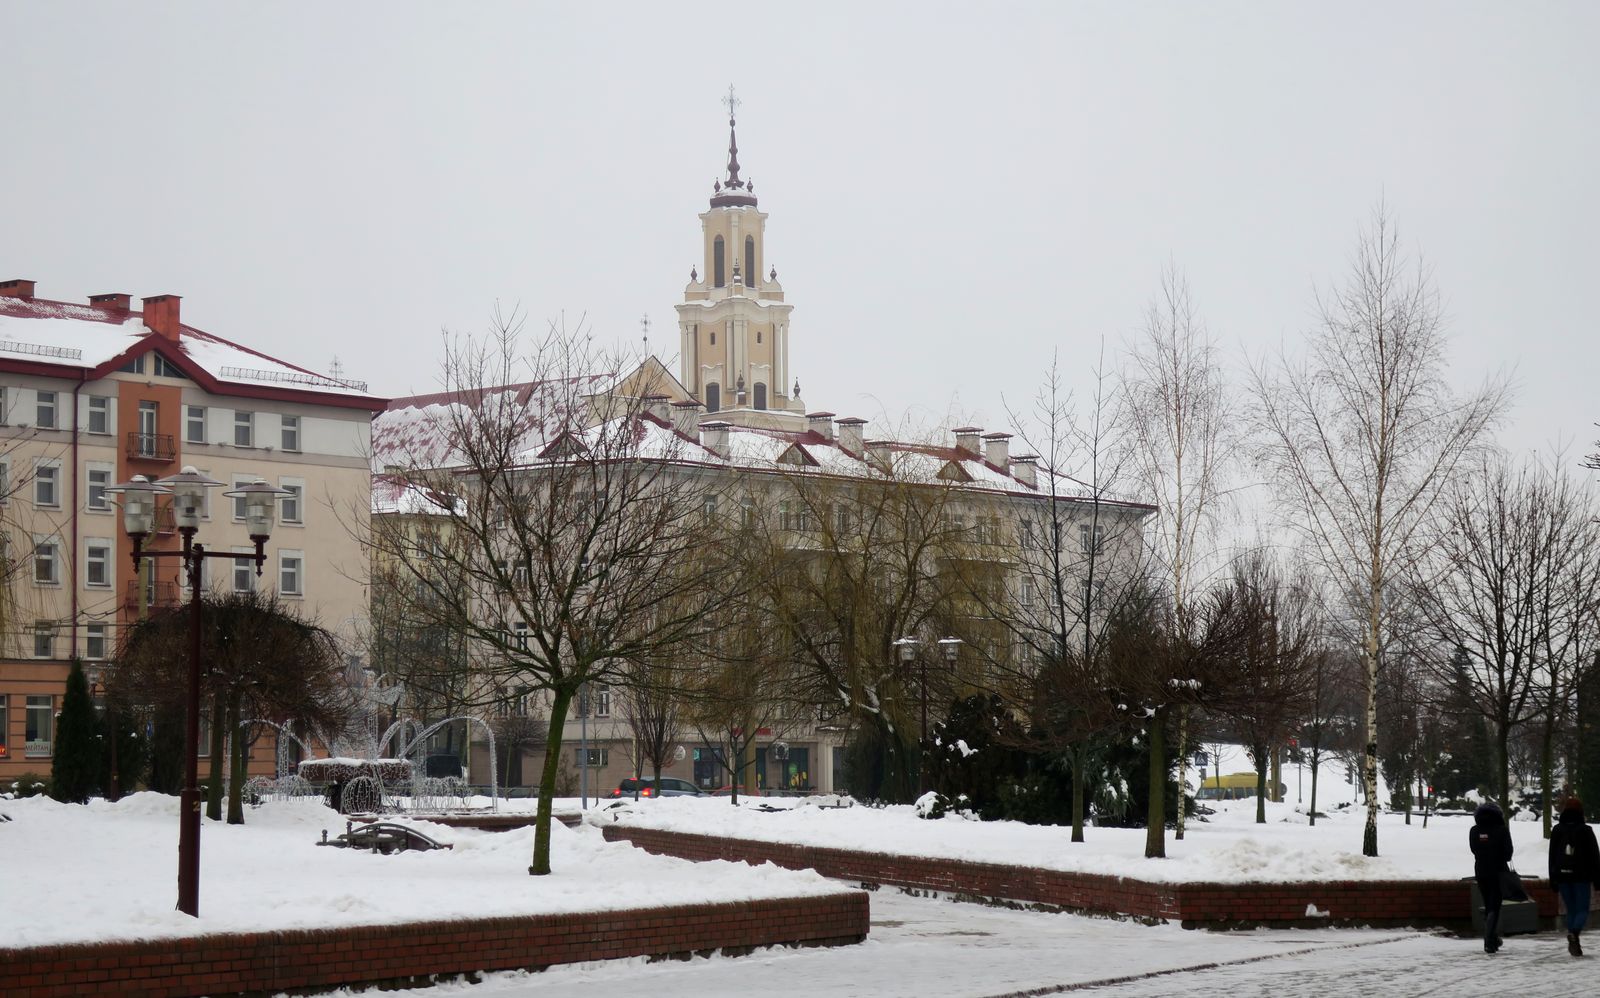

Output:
xmin=700 ymin=419 xmax=730 ymax=455
xmin=671 ymin=399 xmax=703 ymax=439
xmin=837 ymin=417 xmax=867 ymax=455
xmin=954 ymin=427 xmax=982 ymax=455
xmin=141 ymin=294 xmax=182 ymax=341
xmin=0 ymin=279 xmax=36 ymax=299
xmin=643 ymin=394 xmax=671 ymax=423
xmin=1009 ymin=454 xmax=1038 ymax=489
xmin=982 ymin=432 xmax=1012 ymax=468
xmin=865 ymin=439 xmax=893 ymax=474
xmin=90 ymin=293 xmax=131 ymax=312
xmin=807 ymin=411 xmax=836 ymax=442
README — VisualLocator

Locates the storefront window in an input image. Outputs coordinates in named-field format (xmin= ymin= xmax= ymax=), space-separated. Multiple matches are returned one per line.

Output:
xmin=25 ymin=695 xmax=52 ymax=757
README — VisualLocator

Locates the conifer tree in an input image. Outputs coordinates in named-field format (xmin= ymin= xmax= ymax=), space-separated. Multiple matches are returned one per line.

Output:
xmin=50 ymin=659 xmax=100 ymax=803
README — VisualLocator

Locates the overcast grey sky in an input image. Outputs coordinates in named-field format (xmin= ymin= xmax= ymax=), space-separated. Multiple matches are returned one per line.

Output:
xmin=3 ymin=3 xmax=1595 ymax=463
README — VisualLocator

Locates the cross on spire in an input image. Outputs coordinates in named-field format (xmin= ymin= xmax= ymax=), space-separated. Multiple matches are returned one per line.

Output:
xmin=722 ymin=84 xmax=740 ymax=124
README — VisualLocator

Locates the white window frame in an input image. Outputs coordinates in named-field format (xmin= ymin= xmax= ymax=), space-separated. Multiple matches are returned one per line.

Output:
xmin=593 ymin=686 xmax=612 ymax=718
xmin=233 ymin=410 xmax=254 ymax=448
xmin=0 ymin=456 xmax=9 ymax=503
xmin=280 ymin=414 xmax=301 ymax=452
xmin=33 ymin=459 xmax=61 ymax=508
xmin=87 ymin=395 xmax=111 ymax=435
xmin=36 ymin=390 xmax=57 ymax=429
xmin=232 ymin=475 xmax=253 ymax=522
xmin=232 ymin=547 xmax=256 ymax=593
xmin=33 ymin=535 xmax=60 ymax=585
xmin=86 ymin=463 xmax=114 ymax=512
xmin=575 ymin=747 xmax=608 ymax=768
xmin=25 ymin=695 xmax=53 ymax=757
xmin=185 ymin=405 xmax=207 ymax=444
xmin=85 ymin=623 xmax=108 ymax=661
xmin=33 ymin=622 xmax=55 ymax=659
xmin=279 ymin=477 xmax=305 ymax=525
xmin=279 ymin=549 xmax=304 ymax=596
xmin=85 ymin=538 xmax=112 ymax=588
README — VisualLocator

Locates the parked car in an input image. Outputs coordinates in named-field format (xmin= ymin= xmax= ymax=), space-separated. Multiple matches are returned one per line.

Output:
xmin=608 ymin=777 xmax=704 ymax=799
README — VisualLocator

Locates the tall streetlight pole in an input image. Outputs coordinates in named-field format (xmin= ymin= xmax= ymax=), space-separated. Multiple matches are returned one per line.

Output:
xmin=107 ymin=468 xmax=289 ymax=918
xmin=894 ymin=637 xmax=920 ymax=795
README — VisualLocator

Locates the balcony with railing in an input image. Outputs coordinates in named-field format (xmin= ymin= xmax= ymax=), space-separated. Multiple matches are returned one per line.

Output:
xmin=124 ymin=579 xmax=181 ymax=612
xmin=126 ymin=431 xmax=177 ymax=463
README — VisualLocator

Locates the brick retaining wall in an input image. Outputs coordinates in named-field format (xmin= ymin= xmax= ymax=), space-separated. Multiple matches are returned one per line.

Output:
xmin=602 ymin=825 xmax=1559 ymax=929
xmin=0 ymin=892 xmax=869 ymax=998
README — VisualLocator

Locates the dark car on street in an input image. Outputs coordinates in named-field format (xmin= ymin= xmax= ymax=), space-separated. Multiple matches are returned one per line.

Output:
xmin=607 ymin=777 xmax=704 ymax=799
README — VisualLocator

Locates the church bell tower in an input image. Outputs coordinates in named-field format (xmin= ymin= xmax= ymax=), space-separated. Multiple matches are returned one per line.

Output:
xmin=676 ymin=87 xmax=801 ymax=428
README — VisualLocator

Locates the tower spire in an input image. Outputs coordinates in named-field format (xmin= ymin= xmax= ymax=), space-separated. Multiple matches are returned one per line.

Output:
xmin=710 ymin=86 xmax=757 ymax=208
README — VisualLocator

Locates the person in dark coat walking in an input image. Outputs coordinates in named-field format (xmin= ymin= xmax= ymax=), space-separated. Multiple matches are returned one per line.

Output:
xmin=1547 ymin=796 xmax=1600 ymax=957
xmin=1471 ymin=801 xmax=1514 ymax=953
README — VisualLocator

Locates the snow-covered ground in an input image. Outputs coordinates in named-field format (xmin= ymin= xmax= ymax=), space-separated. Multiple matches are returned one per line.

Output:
xmin=0 ymin=792 xmax=848 ymax=948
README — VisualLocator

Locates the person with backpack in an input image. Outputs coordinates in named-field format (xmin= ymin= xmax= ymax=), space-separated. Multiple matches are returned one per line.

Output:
xmin=1471 ymin=801 xmax=1514 ymax=953
xmin=1548 ymin=796 xmax=1600 ymax=957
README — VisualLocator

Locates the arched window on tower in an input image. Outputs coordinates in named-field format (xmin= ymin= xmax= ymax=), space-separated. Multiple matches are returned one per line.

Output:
xmin=754 ymin=382 xmax=767 ymax=410
xmin=744 ymin=236 xmax=756 ymax=287
xmin=705 ymin=383 xmax=721 ymax=414
xmin=713 ymin=237 xmax=726 ymax=288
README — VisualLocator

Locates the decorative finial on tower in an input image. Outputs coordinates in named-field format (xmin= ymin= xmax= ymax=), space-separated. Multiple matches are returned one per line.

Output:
xmin=722 ymin=85 xmax=743 ymax=187
xmin=640 ymin=314 xmax=651 ymax=352
xmin=710 ymin=86 xmax=757 ymax=207
xmin=793 ymin=377 xmax=801 ymax=399
xmin=769 ymin=266 xmax=777 ymax=282
xmin=690 ymin=266 xmax=698 ymax=282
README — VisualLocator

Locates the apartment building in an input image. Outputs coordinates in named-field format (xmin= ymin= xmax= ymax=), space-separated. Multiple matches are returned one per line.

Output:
xmin=0 ymin=280 xmax=385 ymax=783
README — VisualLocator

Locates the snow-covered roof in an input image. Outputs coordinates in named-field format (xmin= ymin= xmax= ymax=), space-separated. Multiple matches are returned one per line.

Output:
xmin=0 ymin=293 xmax=386 ymax=410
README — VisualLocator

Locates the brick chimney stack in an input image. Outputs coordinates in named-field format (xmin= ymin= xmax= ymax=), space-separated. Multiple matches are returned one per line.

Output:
xmin=90 ymin=293 xmax=132 ymax=312
xmin=141 ymin=294 xmax=182 ymax=341
xmin=0 ymin=279 xmax=36 ymax=299
xmin=837 ymin=417 xmax=867 ymax=456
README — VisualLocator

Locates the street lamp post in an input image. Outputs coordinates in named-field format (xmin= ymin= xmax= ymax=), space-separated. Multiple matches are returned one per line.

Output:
xmin=894 ymin=637 xmax=920 ymax=795
xmin=107 ymin=468 xmax=289 ymax=918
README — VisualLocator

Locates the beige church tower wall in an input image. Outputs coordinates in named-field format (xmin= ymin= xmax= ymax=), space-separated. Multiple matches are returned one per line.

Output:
xmin=675 ymin=92 xmax=804 ymax=430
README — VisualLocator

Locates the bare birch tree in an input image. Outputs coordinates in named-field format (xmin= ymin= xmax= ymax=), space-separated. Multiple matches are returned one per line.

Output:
xmin=1123 ymin=264 xmax=1231 ymax=839
xmin=1249 ymin=206 xmax=1508 ymax=856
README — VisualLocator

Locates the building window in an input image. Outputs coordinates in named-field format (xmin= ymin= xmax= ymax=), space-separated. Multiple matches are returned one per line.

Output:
xmin=0 ymin=695 xmax=7 ymax=759
xmin=741 ymin=495 xmax=756 ymax=526
xmin=87 ymin=466 xmax=112 ymax=511
xmin=1079 ymin=524 xmax=1104 ymax=555
xmin=86 ymin=540 xmax=112 ymax=587
xmin=754 ymin=382 xmax=767 ymax=410
xmin=280 ymin=479 xmax=304 ymax=524
xmin=232 ymin=476 xmax=253 ymax=521
xmin=744 ymin=235 xmax=756 ymax=287
xmin=118 ymin=355 xmax=146 ymax=375
xmin=705 ymin=383 xmax=720 ymax=413
xmin=33 ymin=622 xmax=54 ymax=659
xmin=234 ymin=410 xmax=254 ymax=447
xmin=33 ymin=537 xmax=59 ymax=584
xmin=575 ymin=747 xmax=608 ymax=768
xmin=1021 ymin=578 xmax=1037 ymax=607
xmin=36 ymin=390 xmax=57 ymax=429
xmin=152 ymin=354 xmax=185 ymax=378
xmin=34 ymin=462 xmax=60 ymax=507
xmin=702 ymin=495 xmax=717 ymax=523
xmin=25 ymin=695 xmax=52 ymax=757
xmin=593 ymin=686 xmax=611 ymax=717
xmin=233 ymin=554 xmax=255 ymax=593
xmin=281 ymin=415 xmax=301 ymax=452
xmin=87 ymin=396 xmax=111 ymax=434
xmin=713 ymin=235 xmax=726 ymax=288
xmin=85 ymin=624 xmax=108 ymax=661
xmin=279 ymin=551 xmax=303 ymax=596
xmin=185 ymin=405 xmax=206 ymax=444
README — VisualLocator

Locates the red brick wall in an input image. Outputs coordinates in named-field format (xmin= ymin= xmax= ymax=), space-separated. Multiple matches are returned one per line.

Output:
xmin=0 ymin=893 xmax=869 ymax=998
xmin=602 ymin=825 xmax=1558 ymax=928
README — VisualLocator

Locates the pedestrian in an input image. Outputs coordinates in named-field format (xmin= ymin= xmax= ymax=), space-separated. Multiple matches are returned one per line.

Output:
xmin=1547 ymin=796 xmax=1600 ymax=957
xmin=1471 ymin=800 xmax=1514 ymax=954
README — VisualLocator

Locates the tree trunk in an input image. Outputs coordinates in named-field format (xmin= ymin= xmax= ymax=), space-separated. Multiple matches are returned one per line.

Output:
xmin=1070 ymin=745 xmax=1086 ymax=843
xmin=1254 ymin=744 xmax=1268 ymax=824
xmin=1495 ymin=723 xmax=1511 ymax=807
xmin=529 ymin=689 xmax=573 ymax=876
xmin=1144 ymin=705 xmax=1167 ymax=859
xmin=1362 ymin=645 xmax=1380 ymax=857
xmin=226 ymin=694 xmax=246 ymax=824
xmin=1309 ymin=754 xmax=1320 ymax=827
xmin=206 ymin=698 xmax=226 ymax=821
xmin=1540 ymin=715 xmax=1555 ymax=839
xmin=1175 ymin=706 xmax=1189 ymax=841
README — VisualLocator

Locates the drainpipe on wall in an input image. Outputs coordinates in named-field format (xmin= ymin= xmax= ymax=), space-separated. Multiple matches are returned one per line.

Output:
xmin=71 ymin=376 xmax=83 ymax=660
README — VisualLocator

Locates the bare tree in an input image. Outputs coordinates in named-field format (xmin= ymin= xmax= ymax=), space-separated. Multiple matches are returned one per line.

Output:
xmin=620 ymin=654 xmax=685 ymax=790
xmin=1123 ymin=264 xmax=1232 ymax=839
xmin=1299 ymin=642 xmax=1362 ymax=825
xmin=367 ymin=311 xmax=724 ymax=875
xmin=1249 ymin=206 xmax=1509 ymax=856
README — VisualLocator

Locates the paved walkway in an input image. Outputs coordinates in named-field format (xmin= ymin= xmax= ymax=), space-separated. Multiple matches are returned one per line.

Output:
xmin=363 ymin=887 xmax=1585 ymax=998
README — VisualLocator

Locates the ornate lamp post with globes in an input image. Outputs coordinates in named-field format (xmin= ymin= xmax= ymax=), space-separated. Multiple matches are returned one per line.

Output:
xmin=106 ymin=467 xmax=289 ymax=918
